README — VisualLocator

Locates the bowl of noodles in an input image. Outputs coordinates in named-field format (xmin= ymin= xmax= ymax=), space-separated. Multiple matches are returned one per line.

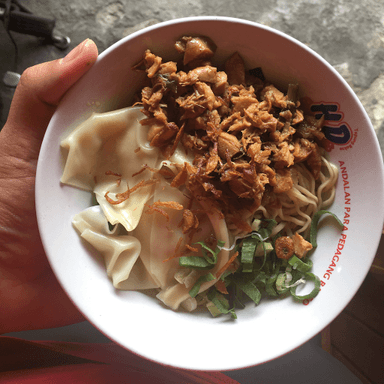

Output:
xmin=36 ymin=17 xmax=384 ymax=370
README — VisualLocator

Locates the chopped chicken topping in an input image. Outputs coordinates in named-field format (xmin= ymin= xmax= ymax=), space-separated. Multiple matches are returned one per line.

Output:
xmin=292 ymin=232 xmax=313 ymax=258
xmin=174 ymin=36 xmax=217 ymax=66
xmin=133 ymin=35 xmax=327 ymax=234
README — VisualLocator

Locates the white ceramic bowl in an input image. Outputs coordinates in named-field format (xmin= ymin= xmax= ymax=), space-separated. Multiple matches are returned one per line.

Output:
xmin=36 ymin=17 xmax=384 ymax=371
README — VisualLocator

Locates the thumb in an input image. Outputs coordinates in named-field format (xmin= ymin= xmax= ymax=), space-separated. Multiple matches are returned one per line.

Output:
xmin=3 ymin=38 xmax=98 ymax=147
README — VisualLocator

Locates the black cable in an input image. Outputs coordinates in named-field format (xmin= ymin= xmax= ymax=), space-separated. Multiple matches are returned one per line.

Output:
xmin=2 ymin=0 xmax=19 ymax=72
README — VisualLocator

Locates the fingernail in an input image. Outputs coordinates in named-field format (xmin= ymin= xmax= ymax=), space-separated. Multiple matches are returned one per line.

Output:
xmin=61 ymin=39 xmax=91 ymax=63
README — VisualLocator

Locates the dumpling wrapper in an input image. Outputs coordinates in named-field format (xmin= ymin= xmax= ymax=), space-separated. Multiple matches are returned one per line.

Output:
xmin=62 ymin=106 xmax=230 ymax=310
xmin=61 ymin=106 xmax=160 ymax=232
xmin=72 ymin=183 xmax=230 ymax=310
xmin=72 ymin=205 xmax=158 ymax=290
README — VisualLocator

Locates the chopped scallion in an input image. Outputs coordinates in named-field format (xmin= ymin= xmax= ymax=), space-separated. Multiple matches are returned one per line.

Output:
xmin=189 ymin=273 xmax=215 ymax=297
xmin=232 ymin=277 xmax=261 ymax=305
xmin=195 ymin=240 xmax=225 ymax=264
xmin=290 ymin=272 xmax=321 ymax=301
xmin=241 ymin=237 xmax=259 ymax=264
xmin=207 ymin=289 xmax=237 ymax=319
xmin=199 ymin=210 xmax=341 ymax=318
xmin=310 ymin=210 xmax=343 ymax=248
xmin=179 ymin=256 xmax=212 ymax=270
xmin=288 ymin=255 xmax=313 ymax=272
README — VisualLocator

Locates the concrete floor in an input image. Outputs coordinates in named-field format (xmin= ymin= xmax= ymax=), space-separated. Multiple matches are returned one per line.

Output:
xmin=1 ymin=1 xmax=382 ymax=382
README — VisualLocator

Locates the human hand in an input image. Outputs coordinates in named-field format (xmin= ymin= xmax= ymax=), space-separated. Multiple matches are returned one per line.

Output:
xmin=0 ymin=39 xmax=98 ymax=334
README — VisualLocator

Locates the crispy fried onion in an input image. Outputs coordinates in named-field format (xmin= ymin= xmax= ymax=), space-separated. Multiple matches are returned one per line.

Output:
xmin=145 ymin=200 xmax=184 ymax=221
xmin=105 ymin=170 xmax=122 ymax=177
xmin=105 ymin=170 xmax=122 ymax=186
xmin=215 ymin=251 xmax=239 ymax=279
xmin=180 ymin=208 xmax=199 ymax=234
xmin=131 ymin=164 xmax=174 ymax=178
xmin=104 ymin=179 xmax=158 ymax=205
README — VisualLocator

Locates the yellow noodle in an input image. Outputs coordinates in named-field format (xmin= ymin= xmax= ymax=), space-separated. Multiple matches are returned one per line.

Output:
xmin=249 ymin=156 xmax=338 ymax=239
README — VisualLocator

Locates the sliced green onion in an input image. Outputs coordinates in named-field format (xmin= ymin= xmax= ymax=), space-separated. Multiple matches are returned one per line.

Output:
xmin=207 ymin=289 xmax=237 ymax=319
xmin=233 ymin=278 xmax=261 ymax=305
xmin=264 ymin=260 xmax=282 ymax=297
xmin=254 ymin=271 xmax=267 ymax=285
xmin=251 ymin=219 xmax=261 ymax=231
xmin=255 ymin=241 xmax=273 ymax=257
xmin=258 ymin=228 xmax=269 ymax=239
xmin=265 ymin=274 xmax=279 ymax=297
xmin=276 ymin=273 xmax=290 ymax=294
xmin=310 ymin=210 xmax=343 ymax=248
xmin=264 ymin=219 xmax=278 ymax=235
xmin=189 ymin=273 xmax=215 ymax=297
xmin=201 ymin=209 xmax=340 ymax=318
xmin=179 ymin=240 xmax=225 ymax=270
xmin=179 ymin=256 xmax=212 ymax=270
xmin=290 ymin=272 xmax=321 ymax=301
xmin=253 ymin=241 xmax=269 ymax=271
xmin=206 ymin=301 xmax=222 ymax=317
xmin=195 ymin=240 xmax=225 ymax=264
xmin=241 ymin=237 xmax=259 ymax=264
xmin=256 ymin=219 xmax=277 ymax=239
xmin=288 ymin=255 xmax=313 ymax=272
xmin=242 ymin=263 xmax=253 ymax=273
